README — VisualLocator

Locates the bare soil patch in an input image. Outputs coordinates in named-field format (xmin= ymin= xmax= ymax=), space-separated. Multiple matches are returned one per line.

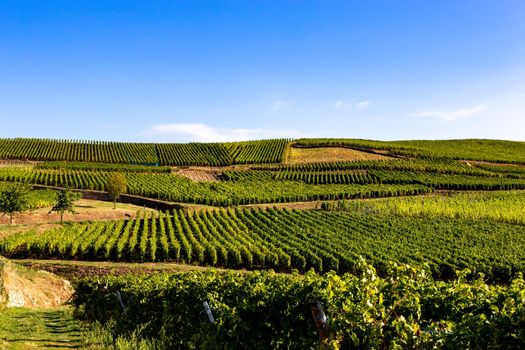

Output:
xmin=175 ymin=168 xmax=221 ymax=182
xmin=286 ymin=147 xmax=392 ymax=164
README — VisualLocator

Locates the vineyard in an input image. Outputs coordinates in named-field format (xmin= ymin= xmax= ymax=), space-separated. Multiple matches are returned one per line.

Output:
xmin=2 ymin=158 xmax=525 ymax=206
xmin=325 ymin=190 xmax=525 ymax=225
xmin=0 ymin=167 xmax=431 ymax=205
xmin=3 ymin=207 xmax=524 ymax=282
xmin=0 ymin=138 xmax=289 ymax=166
xmin=0 ymin=138 xmax=158 ymax=164
xmin=73 ymin=263 xmax=525 ymax=349
xmin=2 ymin=137 xmax=525 ymax=349
xmin=36 ymin=161 xmax=172 ymax=173
xmin=294 ymin=138 xmax=525 ymax=164
xmin=2 ymin=138 xmax=525 ymax=166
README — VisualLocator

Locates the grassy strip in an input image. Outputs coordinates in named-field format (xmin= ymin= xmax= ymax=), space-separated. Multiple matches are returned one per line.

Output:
xmin=0 ymin=307 xmax=82 ymax=350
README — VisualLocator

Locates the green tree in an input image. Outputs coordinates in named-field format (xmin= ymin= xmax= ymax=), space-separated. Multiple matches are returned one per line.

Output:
xmin=49 ymin=188 xmax=81 ymax=222
xmin=0 ymin=183 xmax=31 ymax=225
xmin=106 ymin=173 xmax=127 ymax=209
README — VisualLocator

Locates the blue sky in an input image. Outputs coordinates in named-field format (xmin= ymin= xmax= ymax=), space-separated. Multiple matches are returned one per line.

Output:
xmin=1 ymin=0 xmax=524 ymax=142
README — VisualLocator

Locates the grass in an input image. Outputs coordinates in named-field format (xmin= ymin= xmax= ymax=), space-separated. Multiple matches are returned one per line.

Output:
xmin=82 ymin=321 xmax=161 ymax=350
xmin=286 ymin=146 xmax=390 ymax=163
xmin=0 ymin=307 xmax=160 ymax=349
xmin=0 ymin=307 xmax=82 ymax=349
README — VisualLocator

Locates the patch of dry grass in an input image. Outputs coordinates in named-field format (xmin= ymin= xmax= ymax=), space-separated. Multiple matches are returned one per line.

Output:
xmin=175 ymin=169 xmax=220 ymax=182
xmin=286 ymin=146 xmax=391 ymax=164
xmin=0 ymin=199 xmax=154 ymax=227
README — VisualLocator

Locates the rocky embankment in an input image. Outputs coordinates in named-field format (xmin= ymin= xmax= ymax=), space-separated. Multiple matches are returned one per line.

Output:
xmin=0 ymin=257 xmax=73 ymax=308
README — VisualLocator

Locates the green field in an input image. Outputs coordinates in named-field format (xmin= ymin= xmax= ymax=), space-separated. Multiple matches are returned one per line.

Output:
xmin=0 ymin=308 xmax=82 ymax=349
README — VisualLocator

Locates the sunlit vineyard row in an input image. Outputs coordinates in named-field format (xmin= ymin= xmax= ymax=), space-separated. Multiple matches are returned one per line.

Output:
xmin=225 ymin=139 xmax=289 ymax=164
xmin=3 ymin=208 xmax=524 ymax=281
xmin=0 ymin=138 xmax=158 ymax=164
xmin=0 ymin=138 xmax=289 ymax=165
xmin=325 ymin=190 xmax=525 ymax=225
xmin=224 ymin=167 xmax=525 ymax=190
xmin=156 ymin=142 xmax=231 ymax=166
xmin=36 ymin=161 xmax=172 ymax=173
xmin=257 ymin=158 xmax=496 ymax=176
xmin=369 ymin=170 xmax=525 ymax=190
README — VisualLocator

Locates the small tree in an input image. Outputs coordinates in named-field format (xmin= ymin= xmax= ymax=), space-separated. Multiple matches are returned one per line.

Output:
xmin=0 ymin=183 xmax=31 ymax=225
xmin=49 ymin=188 xmax=81 ymax=222
xmin=106 ymin=173 xmax=127 ymax=209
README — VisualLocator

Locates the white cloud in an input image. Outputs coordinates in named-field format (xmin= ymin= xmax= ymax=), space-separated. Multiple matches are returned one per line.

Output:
xmin=334 ymin=100 xmax=347 ymax=108
xmin=147 ymin=123 xmax=306 ymax=142
xmin=270 ymin=100 xmax=293 ymax=112
xmin=412 ymin=104 xmax=488 ymax=122
xmin=333 ymin=100 xmax=371 ymax=110
xmin=356 ymin=100 xmax=370 ymax=110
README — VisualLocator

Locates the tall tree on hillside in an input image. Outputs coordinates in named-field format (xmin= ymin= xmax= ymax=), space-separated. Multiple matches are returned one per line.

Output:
xmin=49 ymin=188 xmax=81 ymax=222
xmin=0 ymin=183 xmax=31 ymax=225
xmin=106 ymin=173 xmax=127 ymax=209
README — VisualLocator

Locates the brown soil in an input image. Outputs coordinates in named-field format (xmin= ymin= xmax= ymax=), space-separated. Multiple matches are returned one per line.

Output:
xmin=286 ymin=147 xmax=392 ymax=164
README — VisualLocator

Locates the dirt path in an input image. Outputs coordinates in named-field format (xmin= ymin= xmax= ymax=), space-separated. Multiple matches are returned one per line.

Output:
xmin=0 ymin=307 xmax=82 ymax=349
